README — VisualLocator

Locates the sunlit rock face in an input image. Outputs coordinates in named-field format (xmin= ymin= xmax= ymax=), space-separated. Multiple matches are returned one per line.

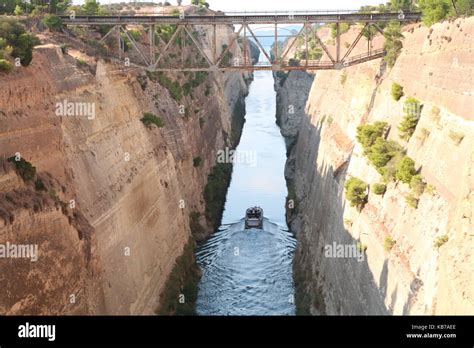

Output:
xmin=278 ymin=18 xmax=474 ymax=315
xmin=0 ymin=14 xmax=250 ymax=314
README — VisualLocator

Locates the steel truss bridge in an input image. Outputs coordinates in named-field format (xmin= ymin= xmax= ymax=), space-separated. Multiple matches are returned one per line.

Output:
xmin=60 ymin=11 xmax=421 ymax=72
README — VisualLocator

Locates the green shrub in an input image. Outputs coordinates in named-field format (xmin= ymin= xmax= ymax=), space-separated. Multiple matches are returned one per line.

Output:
xmin=14 ymin=5 xmax=23 ymax=15
xmin=434 ymin=234 xmax=449 ymax=248
xmin=141 ymin=112 xmax=165 ymax=128
xmin=395 ymin=156 xmax=416 ymax=184
xmin=193 ymin=156 xmax=202 ymax=167
xmin=380 ymin=151 xmax=404 ymax=182
xmin=356 ymin=121 xmax=388 ymax=153
xmin=127 ymin=29 xmax=141 ymax=41
xmin=418 ymin=0 xmax=452 ymax=26
xmin=384 ymin=21 xmax=403 ymax=68
xmin=344 ymin=176 xmax=368 ymax=210
xmin=34 ymin=178 xmax=47 ymax=191
xmin=448 ymin=130 xmax=464 ymax=145
xmin=7 ymin=156 xmax=36 ymax=182
xmin=0 ymin=18 xmax=40 ymax=66
xmin=76 ymin=58 xmax=88 ymax=68
xmin=410 ymin=174 xmax=426 ymax=196
xmin=43 ymin=15 xmax=63 ymax=31
xmin=405 ymin=193 xmax=419 ymax=209
xmin=156 ymin=73 xmax=182 ymax=101
xmin=426 ymin=184 xmax=436 ymax=196
xmin=398 ymin=97 xmax=421 ymax=140
xmin=372 ymin=183 xmax=387 ymax=195
xmin=189 ymin=211 xmax=205 ymax=237
xmin=367 ymin=138 xmax=402 ymax=171
xmin=391 ymin=82 xmax=404 ymax=101
xmin=384 ymin=236 xmax=396 ymax=252
xmin=330 ymin=22 xmax=350 ymax=38
xmin=220 ymin=44 xmax=233 ymax=66
xmin=0 ymin=58 xmax=13 ymax=73
xmin=182 ymin=82 xmax=192 ymax=96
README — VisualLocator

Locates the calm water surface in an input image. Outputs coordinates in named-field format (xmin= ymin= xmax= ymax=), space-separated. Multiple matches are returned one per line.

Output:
xmin=195 ymin=71 xmax=296 ymax=315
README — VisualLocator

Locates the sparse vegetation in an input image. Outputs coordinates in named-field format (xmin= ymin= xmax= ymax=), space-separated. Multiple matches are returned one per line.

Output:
xmin=372 ymin=183 xmax=387 ymax=195
xmin=434 ymin=234 xmax=449 ymax=248
xmin=43 ymin=14 xmax=63 ymax=31
xmin=391 ymin=82 xmax=404 ymax=101
xmin=0 ymin=58 xmax=13 ymax=72
xmin=448 ymin=130 xmax=464 ymax=145
xmin=156 ymin=238 xmax=200 ymax=315
xmin=330 ymin=22 xmax=350 ymax=39
xmin=193 ymin=156 xmax=202 ymax=167
xmin=204 ymin=163 xmax=233 ymax=227
xmin=430 ymin=105 xmax=441 ymax=125
xmin=405 ymin=193 xmax=419 ymax=209
xmin=418 ymin=128 xmax=430 ymax=143
xmin=426 ymin=184 xmax=436 ymax=196
xmin=384 ymin=236 xmax=396 ymax=252
xmin=410 ymin=174 xmax=426 ymax=196
xmin=141 ymin=112 xmax=165 ymax=128
xmin=7 ymin=156 xmax=36 ymax=182
xmin=340 ymin=71 xmax=347 ymax=85
xmin=34 ymin=178 xmax=47 ymax=191
xmin=189 ymin=211 xmax=205 ymax=237
xmin=147 ymin=71 xmax=184 ymax=101
xmin=384 ymin=21 xmax=403 ymax=68
xmin=344 ymin=176 xmax=368 ymax=210
xmin=220 ymin=44 xmax=233 ymax=66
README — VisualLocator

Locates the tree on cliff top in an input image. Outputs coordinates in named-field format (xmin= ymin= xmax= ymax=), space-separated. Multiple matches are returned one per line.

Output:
xmin=191 ymin=0 xmax=209 ymax=8
xmin=418 ymin=0 xmax=472 ymax=26
xmin=0 ymin=18 xmax=40 ymax=66
xmin=82 ymin=0 xmax=100 ymax=15
xmin=383 ymin=21 xmax=403 ymax=68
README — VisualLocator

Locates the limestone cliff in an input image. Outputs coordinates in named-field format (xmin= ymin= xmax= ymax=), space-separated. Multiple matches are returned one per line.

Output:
xmin=0 ymin=15 xmax=249 ymax=314
xmin=278 ymin=18 xmax=473 ymax=315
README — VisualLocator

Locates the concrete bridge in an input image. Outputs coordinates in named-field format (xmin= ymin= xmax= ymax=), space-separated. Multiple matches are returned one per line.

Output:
xmin=60 ymin=10 xmax=421 ymax=72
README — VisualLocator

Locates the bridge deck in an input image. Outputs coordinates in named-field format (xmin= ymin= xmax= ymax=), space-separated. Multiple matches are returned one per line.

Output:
xmin=61 ymin=12 xmax=421 ymax=25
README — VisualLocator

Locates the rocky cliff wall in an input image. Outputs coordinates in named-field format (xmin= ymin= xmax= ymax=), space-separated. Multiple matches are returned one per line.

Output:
xmin=277 ymin=17 xmax=473 ymax=315
xmin=0 ymin=17 xmax=249 ymax=314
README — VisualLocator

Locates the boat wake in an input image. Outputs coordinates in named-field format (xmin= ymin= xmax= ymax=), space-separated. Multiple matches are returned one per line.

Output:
xmin=196 ymin=219 xmax=296 ymax=315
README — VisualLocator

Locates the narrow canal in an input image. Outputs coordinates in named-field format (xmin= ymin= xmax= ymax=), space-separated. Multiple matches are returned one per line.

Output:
xmin=195 ymin=70 xmax=297 ymax=315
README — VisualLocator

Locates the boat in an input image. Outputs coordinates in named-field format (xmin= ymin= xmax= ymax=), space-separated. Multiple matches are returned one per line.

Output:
xmin=245 ymin=206 xmax=263 ymax=229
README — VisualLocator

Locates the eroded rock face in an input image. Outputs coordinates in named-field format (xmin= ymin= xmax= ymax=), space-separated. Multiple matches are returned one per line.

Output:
xmin=0 ymin=20 xmax=249 ymax=314
xmin=279 ymin=18 xmax=474 ymax=315
xmin=275 ymin=71 xmax=314 ymax=149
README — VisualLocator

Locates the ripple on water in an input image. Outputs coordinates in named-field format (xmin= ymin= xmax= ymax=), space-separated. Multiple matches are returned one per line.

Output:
xmin=196 ymin=71 xmax=296 ymax=315
xmin=196 ymin=219 xmax=296 ymax=315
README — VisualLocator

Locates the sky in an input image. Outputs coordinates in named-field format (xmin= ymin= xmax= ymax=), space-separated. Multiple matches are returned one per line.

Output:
xmin=75 ymin=0 xmax=388 ymax=11
xmin=205 ymin=0 xmax=387 ymax=12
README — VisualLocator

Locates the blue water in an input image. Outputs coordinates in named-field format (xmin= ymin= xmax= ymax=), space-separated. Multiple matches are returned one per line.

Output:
xmin=195 ymin=71 xmax=296 ymax=315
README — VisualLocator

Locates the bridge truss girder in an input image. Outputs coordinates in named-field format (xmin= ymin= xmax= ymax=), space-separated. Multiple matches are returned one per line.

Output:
xmin=96 ymin=19 xmax=397 ymax=72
